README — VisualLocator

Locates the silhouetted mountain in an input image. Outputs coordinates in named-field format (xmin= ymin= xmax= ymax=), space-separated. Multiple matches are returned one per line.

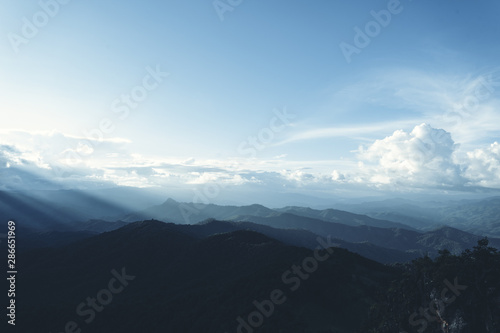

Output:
xmin=360 ymin=239 xmax=500 ymax=332
xmin=10 ymin=225 xmax=98 ymax=251
xmin=113 ymin=198 xmax=500 ymax=260
xmin=120 ymin=198 xmax=412 ymax=230
xmin=50 ymin=216 xmax=469 ymax=264
xmin=46 ymin=218 xmax=413 ymax=264
xmin=120 ymin=198 xmax=277 ymax=224
xmin=0 ymin=190 xmax=75 ymax=230
xmin=0 ymin=189 xmax=152 ymax=231
xmin=14 ymin=220 xmax=398 ymax=333
xmin=231 ymin=213 xmax=500 ymax=257
xmin=276 ymin=205 xmax=415 ymax=230
xmin=75 ymin=219 xmax=131 ymax=233
xmin=159 ymin=219 xmax=417 ymax=264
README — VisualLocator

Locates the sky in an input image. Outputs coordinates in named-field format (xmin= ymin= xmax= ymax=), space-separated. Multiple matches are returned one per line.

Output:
xmin=1 ymin=0 xmax=500 ymax=203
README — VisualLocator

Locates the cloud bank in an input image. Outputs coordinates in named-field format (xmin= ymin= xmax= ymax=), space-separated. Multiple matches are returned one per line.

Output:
xmin=0 ymin=125 xmax=499 ymax=196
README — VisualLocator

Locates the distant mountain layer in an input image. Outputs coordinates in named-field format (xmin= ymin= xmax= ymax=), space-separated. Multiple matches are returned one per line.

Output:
xmin=336 ymin=196 xmax=500 ymax=237
xmin=230 ymin=213 xmax=500 ymax=257
xmin=69 ymin=215 xmax=500 ymax=264
xmin=115 ymin=198 xmax=500 ymax=259
xmin=120 ymin=198 xmax=414 ymax=229
xmin=0 ymin=188 xmax=158 ymax=231
xmin=276 ymin=205 xmax=415 ymax=229
xmin=4 ymin=191 xmax=500 ymax=265
xmin=436 ymin=197 xmax=500 ymax=236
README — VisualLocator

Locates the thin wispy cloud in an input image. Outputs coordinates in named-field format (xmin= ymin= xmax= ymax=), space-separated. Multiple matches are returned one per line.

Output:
xmin=272 ymin=119 xmax=423 ymax=146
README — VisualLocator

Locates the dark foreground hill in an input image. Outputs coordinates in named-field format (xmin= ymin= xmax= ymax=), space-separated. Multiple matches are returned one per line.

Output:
xmin=12 ymin=220 xmax=397 ymax=333
xmin=5 ymin=221 xmax=499 ymax=332
xmin=361 ymin=239 xmax=500 ymax=332
xmin=11 ymin=219 xmax=415 ymax=264
xmin=154 ymin=219 xmax=417 ymax=264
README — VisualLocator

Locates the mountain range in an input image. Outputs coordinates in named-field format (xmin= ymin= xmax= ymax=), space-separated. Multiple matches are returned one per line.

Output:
xmin=13 ymin=220 xmax=397 ymax=333
xmin=3 ymin=190 xmax=500 ymax=332
xmin=8 ymin=219 xmax=500 ymax=332
xmin=112 ymin=198 xmax=500 ymax=261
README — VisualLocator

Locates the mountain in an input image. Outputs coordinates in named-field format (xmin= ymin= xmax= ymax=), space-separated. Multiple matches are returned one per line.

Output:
xmin=114 ymin=198 xmax=500 ymax=259
xmin=119 ymin=198 xmax=277 ymax=224
xmin=362 ymin=211 xmax=441 ymax=231
xmin=0 ymin=188 xmax=157 ymax=231
xmin=75 ymin=219 xmax=131 ymax=233
xmin=160 ymin=219 xmax=418 ymax=264
xmin=230 ymin=213 xmax=500 ymax=257
xmin=54 ymin=218 xmax=415 ymax=264
xmin=435 ymin=196 xmax=500 ymax=237
xmin=120 ymin=198 xmax=416 ymax=230
xmin=10 ymin=226 xmax=98 ymax=251
xmin=65 ymin=214 xmax=491 ymax=264
xmin=360 ymin=238 xmax=500 ymax=332
xmin=13 ymin=220 xmax=398 ymax=333
xmin=336 ymin=197 xmax=500 ymax=237
xmin=334 ymin=198 xmax=443 ymax=229
xmin=276 ymin=205 xmax=415 ymax=229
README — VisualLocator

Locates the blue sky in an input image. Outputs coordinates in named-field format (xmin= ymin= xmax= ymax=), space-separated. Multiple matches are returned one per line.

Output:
xmin=1 ymin=0 xmax=500 ymax=201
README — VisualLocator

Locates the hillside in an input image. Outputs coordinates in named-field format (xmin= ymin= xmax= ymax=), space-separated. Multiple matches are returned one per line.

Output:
xmin=12 ymin=220 xmax=398 ymax=333
xmin=360 ymin=239 xmax=500 ymax=332
xmin=230 ymin=213 xmax=500 ymax=257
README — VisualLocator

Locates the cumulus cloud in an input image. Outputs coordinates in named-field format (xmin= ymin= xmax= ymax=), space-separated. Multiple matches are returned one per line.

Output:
xmin=358 ymin=123 xmax=464 ymax=188
xmin=464 ymin=142 xmax=500 ymax=188
xmin=279 ymin=169 xmax=317 ymax=186
xmin=331 ymin=170 xmax=346 ymax=181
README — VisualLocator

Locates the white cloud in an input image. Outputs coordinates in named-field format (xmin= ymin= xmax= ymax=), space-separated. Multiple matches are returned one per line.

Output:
xmin=358 ymin=123 xmax=464 ymax=188
xmin=464 ymin=142 xmax=500 ymax=188
xmin=1 ymin=127 xmax=499 ymax=196
xmin=280 ymin=169 xmax=316 ymax=184
xmin=331 ymin=170 xmax=346 ymax=181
